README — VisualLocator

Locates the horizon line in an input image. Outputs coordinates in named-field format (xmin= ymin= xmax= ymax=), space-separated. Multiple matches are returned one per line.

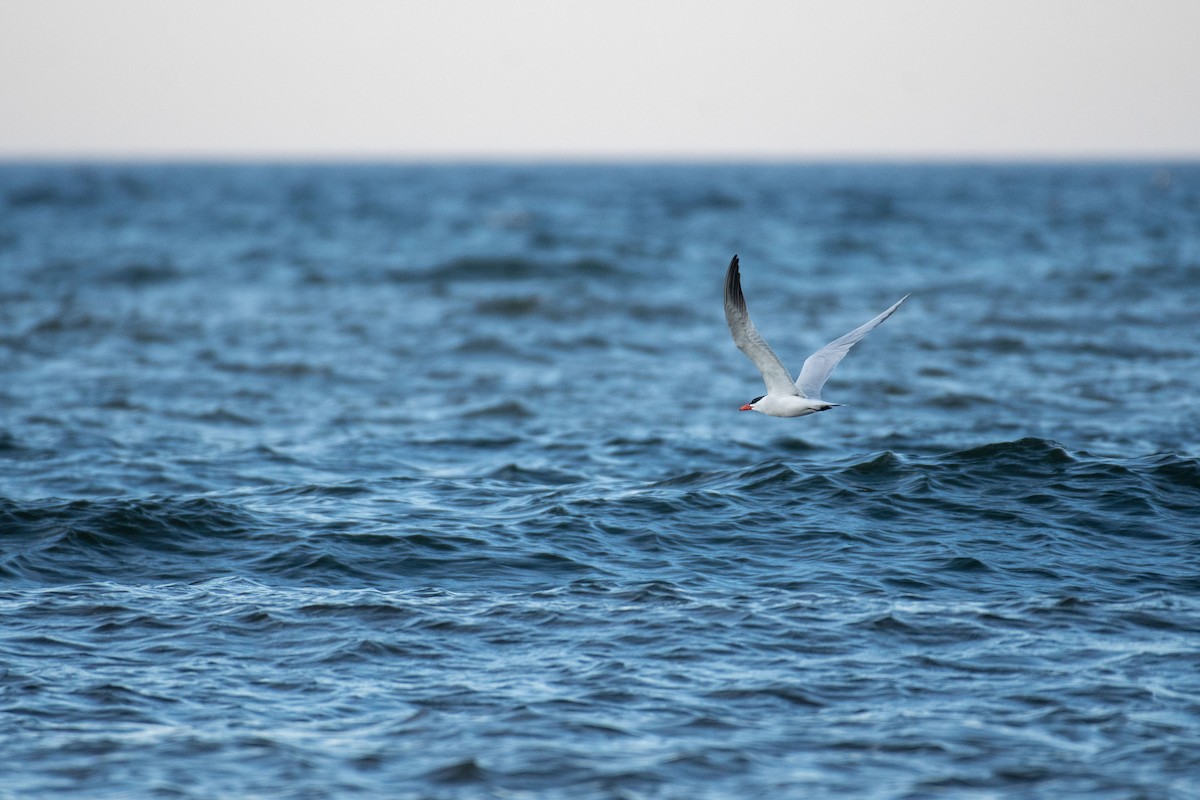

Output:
xmin=2 ymin=150 xmax=1198 ymax=165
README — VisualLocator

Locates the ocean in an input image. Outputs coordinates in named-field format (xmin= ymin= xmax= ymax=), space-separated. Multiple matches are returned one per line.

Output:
xmin=1 ymin=162 xmax=1198 ymax=798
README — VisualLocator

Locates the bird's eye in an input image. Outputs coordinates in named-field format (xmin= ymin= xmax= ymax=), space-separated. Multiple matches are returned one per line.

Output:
xmin=751 ymin=396 xmax=764 ymax=404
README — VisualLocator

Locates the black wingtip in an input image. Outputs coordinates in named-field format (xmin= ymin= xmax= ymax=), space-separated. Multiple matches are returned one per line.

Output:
xmin=724 ymin=254 xmax=745 ymax=312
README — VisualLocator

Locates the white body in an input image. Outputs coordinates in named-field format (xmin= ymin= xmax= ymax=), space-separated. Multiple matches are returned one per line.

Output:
xmin=723 ymin=255 xmax=906 ymax=418
xmin=748 ymin=394 xmax=838 ymax=418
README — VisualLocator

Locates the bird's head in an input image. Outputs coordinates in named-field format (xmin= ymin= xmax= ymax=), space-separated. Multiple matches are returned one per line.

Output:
xmin=739 ymin=395 xmax=765 ymax=412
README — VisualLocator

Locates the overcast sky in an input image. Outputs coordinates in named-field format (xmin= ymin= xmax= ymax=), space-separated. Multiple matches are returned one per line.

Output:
xmin=1 ymin=0 xmax=1197 ymax=159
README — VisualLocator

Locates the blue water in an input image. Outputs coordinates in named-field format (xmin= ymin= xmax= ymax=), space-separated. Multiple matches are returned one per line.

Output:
xmin=2 ymin=162 xmax=1199 ymax=799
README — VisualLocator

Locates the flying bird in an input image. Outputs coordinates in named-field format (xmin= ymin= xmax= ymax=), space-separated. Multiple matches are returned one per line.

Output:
xmin=724 ymin=255 xmax=907 ymax=417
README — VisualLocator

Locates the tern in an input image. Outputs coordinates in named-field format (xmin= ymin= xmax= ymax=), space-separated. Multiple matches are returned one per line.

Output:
xmin=724 ymin=255 xmax=907 ymax=417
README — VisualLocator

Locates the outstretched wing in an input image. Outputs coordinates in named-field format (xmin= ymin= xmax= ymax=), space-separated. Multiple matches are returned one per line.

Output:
xmin=724 ymin=256 xmax=800 ymax=397
xmin=795 ymin=294 xmax=908 ymax=400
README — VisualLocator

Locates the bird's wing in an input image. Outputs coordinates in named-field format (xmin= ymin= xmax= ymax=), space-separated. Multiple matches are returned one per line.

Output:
xmin=724 ymin=256 xmax=800 ymax=397
xmin=794 ymin=294 xmax=908 ymax=400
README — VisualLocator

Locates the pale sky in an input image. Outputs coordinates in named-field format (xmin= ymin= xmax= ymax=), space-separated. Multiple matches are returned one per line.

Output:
xmin=2 ymin=0 xmax=1198 ymax=159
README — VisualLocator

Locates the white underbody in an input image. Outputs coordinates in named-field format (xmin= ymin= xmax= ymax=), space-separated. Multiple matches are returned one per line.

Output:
xmin=749 ymin=395 xmax=838 ymax=418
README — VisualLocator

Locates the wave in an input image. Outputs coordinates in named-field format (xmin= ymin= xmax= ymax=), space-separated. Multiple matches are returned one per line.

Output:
xmin=0 ymin=496 xmax=259 ymax=583
xmin=2 ymin=439 xmax=1195 ymax=592
xmin=462 ymin=400 xmax=534 ymax=420
xmin=473 ymin=295 xmax=542 ymax=317
xmin=390 ymin=255 xmax=626 ymax=283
